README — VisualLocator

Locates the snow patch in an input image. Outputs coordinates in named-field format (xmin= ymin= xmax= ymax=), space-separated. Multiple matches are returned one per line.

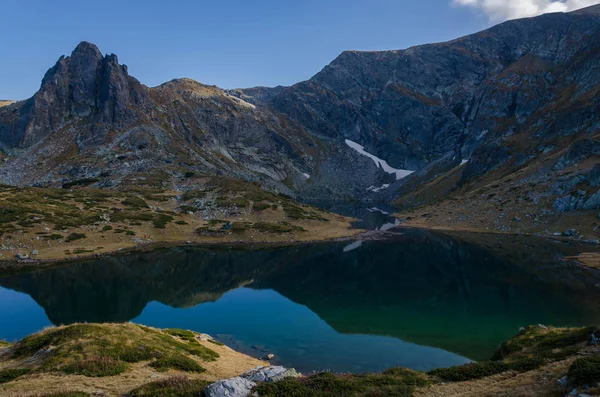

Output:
xmin=345 ymin=139 xmax=414 ymax=180
xmin=367 ymin=184 xmax=390 ymax=193
xmin=302 ymin=173 xmax=310 ymax=179
xmin=378 ymin=219 xmax=401 ymax=232
xmin=460 ymin=159 xmax=468 ymax=166
xmin=226 ymin=94 xmax=256 ymax=110
xmin=367 ymin=207 xmax=390 ymax=215
xmin=343 ymin=240 xmax=363 ymax=253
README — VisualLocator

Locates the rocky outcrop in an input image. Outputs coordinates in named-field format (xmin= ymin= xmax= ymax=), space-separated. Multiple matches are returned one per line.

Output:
xmin=204 ymin=377 xmax=256 ymax=397
xmin=204 ymin=366 xmax=300 ymax=397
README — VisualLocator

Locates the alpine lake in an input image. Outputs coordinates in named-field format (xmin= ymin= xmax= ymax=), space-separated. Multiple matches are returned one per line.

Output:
xmin=1 ymin=207 xmax=600 ymax=374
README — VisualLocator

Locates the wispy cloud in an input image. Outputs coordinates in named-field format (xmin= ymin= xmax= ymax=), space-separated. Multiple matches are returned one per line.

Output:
xmin=453 ymin=0 xmax=600 ymax=21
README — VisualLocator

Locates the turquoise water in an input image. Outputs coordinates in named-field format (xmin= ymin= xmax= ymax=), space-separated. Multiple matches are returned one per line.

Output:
xmin=1 ymin=229 xmax=600 ymax=373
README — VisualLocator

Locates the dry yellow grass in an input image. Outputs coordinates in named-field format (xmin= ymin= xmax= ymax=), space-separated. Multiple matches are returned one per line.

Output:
xmin=0 ymin=185 xmax=361 ymax=262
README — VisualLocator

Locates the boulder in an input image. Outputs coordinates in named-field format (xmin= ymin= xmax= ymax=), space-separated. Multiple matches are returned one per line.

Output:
xmin=204 ymin=377 xmax=256 ymax=397
xmin=583 ymin=189 xmax=600 ymax=210
xmin=15 ymin=253 xmax=30 ymax=260
xmin=242 ymin=366 xmax=301 ymax=383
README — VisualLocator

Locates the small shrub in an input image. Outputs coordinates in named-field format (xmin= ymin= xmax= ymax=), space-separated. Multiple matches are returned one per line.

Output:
xmin=164 ymin=328 xmax=197 ymax=343
xmin=122 ymin=197 xmax=149 ymax=208
xmin=175 ymin=220 xmax=188 ymax=225
xmin=62 ymin=356 xmax=127 ymax=377
xmin=102 ymin=225 xmax=113 ymax=232
xmin=0 ymin=368 xmax=30 ymax=384
xmin=128 ymin=376 xmax=211 ymax=397
xmin=39 ymin=392 xmax=90 ymax=397
xmin=429 ymin=362 xmax=509 ymax=381
xmin=44 ymin=234 xmax=64 ymax=240
xmin=568 ymin=355 xmax=600 ymax=386
xmin=153 ymin=214 xmax=173 ymax=229
xmin=62 ymin=178 xmax=99 ymax=189
xmin=149 ymin=353 xmax=205 ymax=373
xmin=65 ymin=233 xmax=86 ymax=242
xmin=112 ymin=345 xmax=156 ymax=363
xmin=253 ymin=371 xmax=422 ymax=397
xmin=252 ymin=202 xmax=271 ymax=211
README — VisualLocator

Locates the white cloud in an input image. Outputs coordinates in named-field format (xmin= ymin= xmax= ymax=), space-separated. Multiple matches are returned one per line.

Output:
xmin=454 ymin=0 xmax=600 ymax=21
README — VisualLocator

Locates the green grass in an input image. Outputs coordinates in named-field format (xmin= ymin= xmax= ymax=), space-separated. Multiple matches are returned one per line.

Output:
xmin=568 ymin=355 xmax=600 ymax=386
xmin=252 ymin=202 xmax=271 ymax=211
xmin=283 ymin=204 xmax=328 ymax=221
xmin=9 ymin=324 xmax=218 ymax=378
xmin=122 ymin=196 xmax=149 ymax=209
xmin=253 ymin=221 xmax=305 ymax=233
xmin=153 ymin=214 xmax=174 ymax=228
xmin=253 ymin=370 xmax=429 ymax=397
xmin=0 ymin=368 xmax=30 ymax=384
xmin=429 ymin=361 xmax=510 ymax=382
xmin=37 ymin=393 xmax=90 ymax=397
xmin=62 ymin=356 xmax=128 ymax=377
xmin=164 ymin=328 xmax=197 ymax=343
xmin=491 ymin=325 xmax=593 ymax=361
xmin=149 ymin=353 xmax=205 ymax=373
xmin=128 ymin=376 xmax=211 ymax=397
xmin=102 ymin=225 xmax=113 ymax=232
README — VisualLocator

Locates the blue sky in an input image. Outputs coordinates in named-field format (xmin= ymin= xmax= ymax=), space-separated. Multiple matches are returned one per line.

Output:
xmin=1 ymin=0 xmax=597 ymax=99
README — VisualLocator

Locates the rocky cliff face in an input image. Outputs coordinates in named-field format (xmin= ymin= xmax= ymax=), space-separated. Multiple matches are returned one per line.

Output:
xmin=0 ymin=43 xmax=389 ymax=197
xmin=1 ymin=7 xmax=600 ymax=209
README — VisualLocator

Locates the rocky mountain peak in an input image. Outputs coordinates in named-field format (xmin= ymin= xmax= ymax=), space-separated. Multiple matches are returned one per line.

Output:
xmin=571 ymin=4 xmax=600 ymax=15
xmin=0 ymin=42 xmax=148 ymax=148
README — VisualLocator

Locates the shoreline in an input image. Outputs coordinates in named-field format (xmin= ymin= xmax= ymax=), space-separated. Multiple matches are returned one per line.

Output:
xmin=1 ymin=323 xmax=598 ymax=396
xmin=0 ymin=228 xmax=410 ymax=275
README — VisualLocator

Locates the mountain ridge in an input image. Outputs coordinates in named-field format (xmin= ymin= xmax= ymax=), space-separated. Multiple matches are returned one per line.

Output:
xmin=1 ymin=9 xmax=600 ymax=237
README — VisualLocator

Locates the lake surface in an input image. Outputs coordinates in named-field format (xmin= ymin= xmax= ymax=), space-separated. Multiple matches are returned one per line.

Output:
xmin=1 ymin=229 xmax=600 ymax=374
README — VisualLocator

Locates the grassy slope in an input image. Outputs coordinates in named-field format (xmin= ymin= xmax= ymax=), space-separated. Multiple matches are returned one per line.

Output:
xmin=395 ymin=143 xmax=600 ymax=241
xmin=2 ymin=324 xmax=598 ymax=396
xmin=0 ymin=176 xmax=359 ymax=262
xmin=0 ymin=323 xmax=263 ymax=396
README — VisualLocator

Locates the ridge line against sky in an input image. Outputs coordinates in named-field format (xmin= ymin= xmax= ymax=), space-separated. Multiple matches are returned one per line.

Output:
xmin=1 ymin=0 xmax=598 ymax=100
xmin=454 ymin=0 xmax=600 ymax=20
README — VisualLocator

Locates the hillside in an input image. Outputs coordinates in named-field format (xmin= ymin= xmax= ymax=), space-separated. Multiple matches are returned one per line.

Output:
xmin=0 ymin=7 xmax=600 ymax=233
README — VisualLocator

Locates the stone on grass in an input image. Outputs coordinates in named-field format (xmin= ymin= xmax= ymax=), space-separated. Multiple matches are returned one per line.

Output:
xmin=242 ymin=366 xmax=301 ymax=383
xmin=204 ymin=377 xmax=256 ymax=397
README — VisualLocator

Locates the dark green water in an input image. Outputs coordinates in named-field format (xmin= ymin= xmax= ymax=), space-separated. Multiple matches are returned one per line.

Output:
xmin=1 ymin=229 xmax=600 ymax=373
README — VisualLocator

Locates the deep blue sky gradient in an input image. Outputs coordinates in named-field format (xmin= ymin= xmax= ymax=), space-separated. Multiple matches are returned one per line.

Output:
xmin=1 ymin=0 xmax=495 ymax=99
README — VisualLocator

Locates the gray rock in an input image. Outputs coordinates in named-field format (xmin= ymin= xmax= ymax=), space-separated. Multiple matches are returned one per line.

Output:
xmin=204 ymin=377 xmax=256 ymax=397
xmin=242 ymin=366 xmax=301 ymax=383
xmin=31 ymin=249 xmax=39 ymax=256
xmin=15 ymin=253 xmax=29 ymax=260
xmin=563 ymin=229 xmax=577 ymax=237
xmin=196 ymin=333 xmax=214 ymax=341
xmin=558 ymin=375 xmax=569 ymax=387
xmin=583 ymin=189 xmax=600 ymax=210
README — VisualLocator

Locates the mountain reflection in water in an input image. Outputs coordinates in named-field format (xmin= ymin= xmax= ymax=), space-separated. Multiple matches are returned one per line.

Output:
xmin=1 ymin=228 xmax=600 ymax=373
